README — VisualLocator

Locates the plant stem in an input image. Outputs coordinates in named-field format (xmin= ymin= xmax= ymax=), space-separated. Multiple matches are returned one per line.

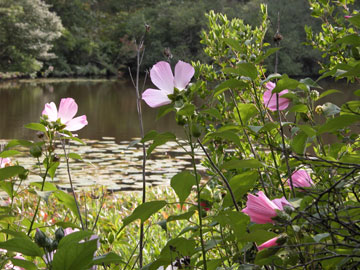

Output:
xmin=197 ymin=138 xmax=239 ymax=212
xmin=60 ymin=139 xmax=85 ymax=230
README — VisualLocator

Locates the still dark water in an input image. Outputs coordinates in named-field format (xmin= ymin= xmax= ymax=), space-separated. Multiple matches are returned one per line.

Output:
xmin=0 ymin=79 xmax=184 ymax=141
xmin=0 ymin=78 xmax=358 ymax=141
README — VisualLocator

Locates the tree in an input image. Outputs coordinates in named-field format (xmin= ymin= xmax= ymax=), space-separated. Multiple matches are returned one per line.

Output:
xmin=0 ymin=0 xmax=63 ymax=74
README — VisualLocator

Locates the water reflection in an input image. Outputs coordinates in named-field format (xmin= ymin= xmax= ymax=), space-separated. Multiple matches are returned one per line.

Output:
xmin=0 ymin=79 xmax=184 ymax=140
xmin=0 ymin=78 xmax=358 ymax=140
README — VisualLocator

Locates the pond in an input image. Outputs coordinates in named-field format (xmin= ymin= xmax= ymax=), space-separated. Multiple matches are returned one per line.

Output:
xmin=0 ymin=78 xmax=358 ymax=191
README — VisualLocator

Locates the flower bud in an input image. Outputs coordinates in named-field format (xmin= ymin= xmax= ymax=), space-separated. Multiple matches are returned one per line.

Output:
xmin=315 ymin=105 xmax=323 ymax=114
xmin=35 ymin=228 xmax=49 ymax=248
xmin=55 ymin=227 xmax=64 ymax=241
xmin=310 ymin=90 xmax=319 ymax=100
xmin=36 ymin=131 xmax=44 ymax=139
xmin=30 ymin=145 xmax=42 ymax=158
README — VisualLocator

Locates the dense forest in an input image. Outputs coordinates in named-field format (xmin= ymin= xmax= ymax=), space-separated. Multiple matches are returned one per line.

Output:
xmin=0 ymin=0 xmax=355 ymax=77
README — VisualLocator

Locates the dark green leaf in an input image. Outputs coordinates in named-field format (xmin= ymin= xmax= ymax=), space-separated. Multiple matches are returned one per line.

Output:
xmin=348 ymin=14 xmax=360 ymax=28
xmin=10 ymin=259 xmax=37 ymax=270
xmin=201 ymin=108 xmax=222 ymax=119
xmin=291 ymin=131 xmax=308 ymax=155
xmin=272 ymin=76 xmax=299 ymax=93
xmin=240 ymin=230 xmax=278 ymax=245
xmin=214 ymin=211 xmax=249 ymax=240
xmin=54 ymin=190 xmax=80 ymax=219
xmin=234 ymin=103 xmax=258 ymax=125
xmin=297 ymin=125 xmax=316 ymax=137
xmin=156 ymin=104 xmax=174 ymax=120
xmin=223 ymin=63 xmax=258 ymax=80
xmin=0 ymin=166 xmax=25 ymax=180
xmin=213 ymin=79 xmax=247 ymax=97
xmin=289 ymin=104 xmax=308 ymax=113
xmin=318 ymin=89 xmax=341 ymax=100
xmin=147 ymin=132 xmax=176 ymax=156
xmin=92 ymin=252 xmax=125 ymax=266
xmin=24 ymin=123 xmax=47 ymax=132
xmin=223 ymin=37 xmax=242 ymax=52
xmin=0 ymin=238 xmax=43 ymax=256
xmin=4 ymin=139 xmax=33 ymax=149
xmin=171 ymin=171 xmax=196 ymax=204
xmin=68 ymin=153 xmax=83 ymax=160
xmin=177 ymin=104 xmax=195 ymax=117
xmin=0 ymin=150 xmax=20 ymax=158
xmin=317 ymin=115 xmax=360 ymax=134
xmin=167 ymin=210 xmax=195 ymax=222
xmin=221 ymin=159 xmax=263 ymax=170
xmin=121 ymin=201 xmax=167 ymax=229
xmin=159 ymin=238 xmax=196 ymax=257
xmin=58 ymin=230 xmax=94 ymax=249
xmin=336 ymin=34 xmax=360 ymax=46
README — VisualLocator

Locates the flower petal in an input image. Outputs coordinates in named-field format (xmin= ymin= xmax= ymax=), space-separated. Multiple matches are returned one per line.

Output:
xmin=58 ymin=98 xmax=78 ymax=124
xmin=42 ymin=102 xmax=58 ymax=122
xmin=150 ymin=61 xmax=174 ymax=94
xmin=65 ymin=115 xmax=88 ymax=131
xmin=265 ymin=82 xmax=276 ymax=91
xmin=142 ymin=89 xmax=171 ymax=108
xmin=257 ymin=237 xmax=279 ymax=251
xmin=263 ymin=89 xmax=290 ymax=111
xmin=174 ymin=60 xmax=195 ymax=90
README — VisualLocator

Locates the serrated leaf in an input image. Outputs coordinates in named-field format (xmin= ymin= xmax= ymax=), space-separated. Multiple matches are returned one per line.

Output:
xmin=171 ymin=171 xmax=196 ymax=204
xmin=24 ymin=123 xmax=46 ymax=132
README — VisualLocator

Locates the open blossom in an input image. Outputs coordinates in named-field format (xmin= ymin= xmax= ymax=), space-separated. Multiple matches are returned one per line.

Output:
xmin=142 ymin=61 xmax=195 ymax=108
xmin=263 ymin=82 xmax=290 ymax=111
xmin=242 ymin=191 xmax=291 ymax=224
xmin=0 ymin=157 xmax=11 ymax=168
xmin=0 ymin=250 xmax=25 ymax=270
xmin=42 ymin=98 xmax=88 ymax=131
xmin=288 ymin=169 xmax=314 ymax=189
xmin=257 ymin=236 xmax=279 ymax=251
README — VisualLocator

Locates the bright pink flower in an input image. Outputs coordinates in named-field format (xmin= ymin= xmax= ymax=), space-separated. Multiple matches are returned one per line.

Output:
xmin=288 ymin=169 xmax=314 ymax=189
xmin=42 ymin=98 xmax=88 ymax=131
xmin=263 ymin=82 xmax=290 ymax=111
xmin=257 ymin=236 xmax=279 ymax=251
xmin=142 ymin=61 xmax=195 ymax=108
xmin=242 ymin=191 xmax=291 ymax=224
xmin=0 ymin=158 xmax=11 ymax=168
xmin=344 ymin=15 xmax=353 ymax=19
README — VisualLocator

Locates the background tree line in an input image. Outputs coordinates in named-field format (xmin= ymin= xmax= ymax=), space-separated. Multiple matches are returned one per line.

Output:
xmin=0 ymin=0 xmax=356 ymax=78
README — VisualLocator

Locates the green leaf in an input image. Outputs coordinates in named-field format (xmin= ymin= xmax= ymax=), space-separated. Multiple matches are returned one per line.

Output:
xmin=336 ymin=34 xmax=360 ymax=46
xmin=223 ymin=171 xmax=258 ymax=207
xmin=68 ymin=153 xmax=83 ymax=160
xmin=48 ymin=161 xmax=59 ymax=180
xmin=205 ymin=130 xmax=241 ymax=147
xmin=54 ymin=190 xmax=80 ymax=219
xmin=291 ymin=131 xmax=308 ymax=155
xmin=297 ymin=125 xmax=316 ymax=137
xmin=255 ymin=47 xmax=281 ymax=64
xmin=213 ymin=79 xmax=247 ymax=97
xmin=141 ymin=130 xmax=158 ymax=142
xmin=0 ymin=150 xmax=20 ymax=158
xmin=234 ymin=103 xmax=258 ymax=125
xmin=0 ymin=166 xmax=26 ymax=180
xmin=10 ymin=259 xmax=37 ymax=270
xmin=35 ymin=190 xmax=54 ymax=204
xmin=0 ymin=229 xmax=28 ymax=239
xmin=24 ymin=123 xmax=47 ymax=132
xmin=354 ymin=89 xmax=360 ymax=96
xmin=4 ymin=139 xmax=33 ymax=149
xmin=0 ymin=238 xmax=43 ymax=256
xmin=318 ymin=89 xmax=342 ymax=100
xmin=317 ymin=115 xmax=360 ymax=134
xmin=92 ymin=252 xmax=125 ymax=266
xmin=289 ymin=104 xmax=308 ymax=113
xmin=156 ymin=104 xmax=174 ymax=120
xmin=223 ymin=63 xmax=258 ymax=80
xmin=177 ymin=104 xmax=195 ymax=117
xmin=30 ymin=181 xmax=58 ymax=191
xmin=313 ymin=233 xmax=330 ymax=243
xmin=214 ymin=211 xmax=249 ymax=240
xmin=201 ymin=108 xmax=222 ymax=119
xmin=53 ymin=239 xmax=98 ymax=270
xmin=121 ymin=201 xmax=167 ymax=229
xmin=0 ymin=181 xmax=13 ymax=196
xmin=255 ymin=249 xmax=280 ymax=266
xmin=272 ymin=75 xmax=299 ymax=93
xmin=223 ymin=37 xmax=242 ymax=52
xmin=299 ymin=77 xmax=322 ymax=88
xmin=240 ymin=230 xmax=278 ymax=245
xmin=58 ymin=230 xmax=94 ymax=249
xmin=167 ymin=210 xmax=195 ymax=222
xmin=147 ymin=132 xmax=176 ymax=156
xmin=348 ymin=14 xmax=360 ymax=28
xmin=221 ymin=159 xmax=263 ymax=170
xmin=159 ymin=237 xmax=196 ymax=257
xmin=170 ymin=171 xmax=196 ymax=204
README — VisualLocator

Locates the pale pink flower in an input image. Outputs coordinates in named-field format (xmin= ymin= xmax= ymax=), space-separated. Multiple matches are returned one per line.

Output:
xmin=242 ymin=191 xmax=291 ymax=224
xmin=142 ymin=61 xmax=195 ymax=108
xmin=4 ymin=253 xmax=25 ymax=270
xmin=263 ymin=82 xmax=290 ymax=111
xmin=42 ymin=98 xmax=88 ymax=131
xmin=288 ymin=169 xmax=314 ymax=189
xmin=257 ymin=236 xmax=279 ymax=251
xmin=0 ymin=158 xmax=11 ymax=168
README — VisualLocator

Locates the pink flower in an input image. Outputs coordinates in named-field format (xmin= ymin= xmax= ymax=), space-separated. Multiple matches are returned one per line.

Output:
xmin=3 ymin=253 xmax=25 ymax=270
xmin=288 ymin=170 xmax=314 ymax=189
xmin=263 ymin=82 xmax=290 ymax=111
xmin=344 ymin=15 xmax=353 ymax=19
xmin=142 ymin=61 xmax=195 ymax=108
xmin=0 ymin=158 xmax=11 ymax=168
xmin=242 ymin=191 xmax=291 ymax=224
xmin=42 ymin=98 xmax=88 ymax=131
xmin=257 ymin=236 xmax=279 ymax=251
